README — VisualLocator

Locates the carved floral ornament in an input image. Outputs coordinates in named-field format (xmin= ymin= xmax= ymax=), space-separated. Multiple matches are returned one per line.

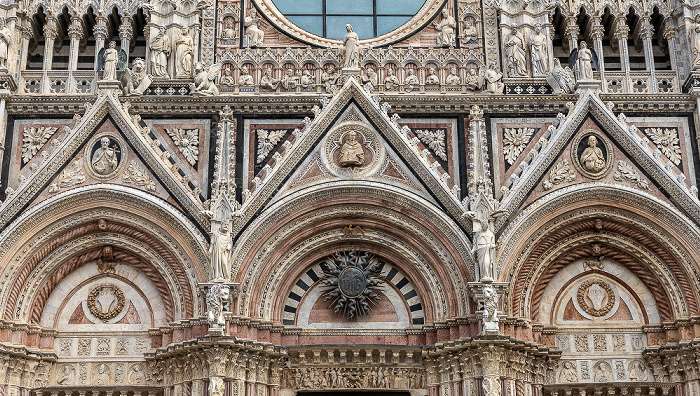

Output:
xmin=87 ymin=284 xmax=126 ymax=321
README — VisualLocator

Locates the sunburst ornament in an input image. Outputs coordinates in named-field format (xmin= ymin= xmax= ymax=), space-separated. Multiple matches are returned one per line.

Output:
xmin=320 ymin=250 xmax=384 ymax=319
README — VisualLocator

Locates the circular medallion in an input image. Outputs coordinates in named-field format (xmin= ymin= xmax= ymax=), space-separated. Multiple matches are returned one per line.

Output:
xmin=339 ymin=267 xmax=367 ymax=298
xmin=323 ymin=122 xmax=384 ymax=177
xmin=571 ymin=131 xmax=613 ymax=180
xmin=87 ymin=284 xmax=125 ymax=321
xmin=84 ymin=133 xmax=128 ymax=180
xmin=576 ymin=279 xmax=615 ymax=317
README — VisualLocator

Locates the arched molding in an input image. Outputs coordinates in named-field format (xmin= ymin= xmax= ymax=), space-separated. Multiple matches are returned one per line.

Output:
xmin=0 ymin=185 xmax=208 ymax=323
xmin=232 ymin=182 xmax=474 ymax=322
xmin=497 ymin=185 xmax=700 ymax=323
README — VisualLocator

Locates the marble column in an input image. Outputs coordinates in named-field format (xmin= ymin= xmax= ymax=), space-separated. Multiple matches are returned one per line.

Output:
xmin=93 ymin=12 xmax=108 ymax=71
xmin=67 ymin=16 xmax=83 ymax=93
xmin=591 ymin=17 xmax=606 ymax=89
xmin=640 ymin=17 xmax=657 ymax=93
xmin=664 ymin=24 xmax=680 ymax=83
xmin=614 ymin=17 xmax=632 ymax=92
xmin=119 ymin=16 xmax=133 ymax=65
xmin=564 ymin=16 xmax=579 ymax=51
xmin=41 ymin=15 xmax=58 ymax=94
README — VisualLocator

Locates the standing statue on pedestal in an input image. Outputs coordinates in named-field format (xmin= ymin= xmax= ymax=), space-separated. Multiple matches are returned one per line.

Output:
xmin=99 ymin=41 xmax=119 ymax=81
xmin=341 ymin=24 xmax=359 ymax=68
xmin=0 ymin=18 xmax=11 ymax=69
xmin=484 ymin=62 xmax=504 ymax=94
xmin=150 ymin=27 xmax=171 ymax=79
xmin=244 ymin=9 xmax=264 ymax=48
xmin=569 ymin=41 xmax=599 ymax=80
xmin=530 ymin=24 xmax=549 ymax=75
xmin=504 ymin=24 xmax=528 ymax=77
xmin=210 ymin=222 xmax=231 ymax=281
xmin=473 ymin=219 xmax=496 ymax=281
xmin=433 ymin=9 xmax=456 ymax=47
xmin=175 ymin=27 xmax=194 ymax=78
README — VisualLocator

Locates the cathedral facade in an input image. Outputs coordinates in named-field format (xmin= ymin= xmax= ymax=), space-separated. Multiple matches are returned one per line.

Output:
xmin=0 ymin=0 xmax=699 ymax=395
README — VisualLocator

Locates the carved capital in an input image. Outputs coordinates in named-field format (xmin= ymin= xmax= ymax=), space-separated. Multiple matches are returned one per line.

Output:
xmin=68 ymin=18 xmax=84 ymax=40
xmin=120 ymin=17 xmax=134 ymax=41
xmin=43 ymin=18 xmax=58 ymax=40
xmin=663 ymin=24 xmax=677 ymax=40
xmin=613 ymin=18 xmax=629 ymax=40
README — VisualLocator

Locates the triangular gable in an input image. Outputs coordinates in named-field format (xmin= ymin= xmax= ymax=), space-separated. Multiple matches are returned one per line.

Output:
xmin=496 ymin=87 xmax=700 ymax=230
xmin=233 ymin=77 xmax=466 ymax=235
xmin=0 ymin=91 xmax=207 ymax=230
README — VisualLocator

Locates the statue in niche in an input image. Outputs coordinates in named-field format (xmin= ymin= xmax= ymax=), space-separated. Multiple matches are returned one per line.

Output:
xmin=244 ymin=9 xmax=264 ymax=48
xmin=0 ymin=17 xmax=11 ymax=69
xmin=260 ymin=68 xmax=280 ymax=91
xmin=322 ymin=65 xmax=340 ymax=93
xmin=434 ymin=9 xmax=456 ymax=47
xmin=547 ymin=58 xmax=575 ymax=94
xmin=175 ymin=27 xmax=195 ymax=78
xmin=210 ymin=222 xmax=231 ymax=281
xmin=465 ymin=68 xmax=482 ymax=91
xmin=222 ymin=20 xmax=236 ymax=40
xmin=362 ymin=66 xmax=378 ymax=87
xmin=569 ymin=41 xmax=598 ymax=80
xmin=404 ymin=69 xmax=419 ymax=91
xmin=530 ymin=24 xmax=549 ymax=75
xmin=593 ymin=361 xmax=612 ymax=382
xmin=220 ymin=68 xmax=235 ymax=86
xmin=189 ymin=62 xmax=221 ymax=96
xmin=280 ymin=68 xmax=299 ymax=90
xmin=338 ymin=131 xmax=365 ymax=167
xmin=91 ymin=137 xmax=119 ymax=175
xmin=473 ymin=219 xmax=496 ymax=280
xmin=92 ymin=363 xmax=110 ymax=385
xmin=484 ymin=62 xmax=504 ymax=94
xmin=446 ymin=67 xmax=461 ymax=86
xmin=238 ymin=67 xmax=254 ymax=86
xmin=462 ymin=19 xmax=477 ymax=42
xmin=384 ymin=68 xmax=399 ymax=90
xmin=504 ymin=24 xmax=528 ymax=77
xmin=149 ymin=27 xmax=171 ymax=79
xmin=100 ymin=41 xmax=119 ymax=81
xmin=57 ymin=365 xmax=75 ymax=385
xmin=341 ymin=24 xmax=359 ymax=68
xmin=425 ymin=67 xmax=440 ymax=84
xmin=580 ymin=135 xmax=605 ymax=173
xmin=300 ymin=69 xmax=314 ymax=88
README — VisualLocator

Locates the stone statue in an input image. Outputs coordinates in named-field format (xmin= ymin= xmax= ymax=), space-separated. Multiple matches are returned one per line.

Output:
xmin=446 ymin=67 xmax=461 ymax=86
xmin=239 ymin=67 xmax=254 ymax=86
xmin=220 ymin=68 xmax=235 ymax=86
xmin=175 ymin=27 xmax=195 ymax=78
xmin=547 ymin=58 xmax=575 ymax=94
xmin=474 ymin=219 xmax=495 ymax=280
xmin=338 ymin=131 xmax=365 ymax=167
xmin=102 ymin=41 xmax=118 ymax=81
xmin=210 ymin=222 xmax=231 ymax=281
xmin=92 ymin=137 xmax=119 ymax=175
xmin=206 ymin=283 xmax=230 ymax=327
xmin=466 ymin=68 xmax=482 ymax=91
xmin=559 ymin=361 xmax=578 ymax=382
xmin=405 ymin=69 xmax=419 ymax=91
xmin=121 ymin=58 xmax=152 ymax=96
xmin=300 ymin=70 xmax=314 ymax=88
xmin=504 ymin=24 xmax=527 ymax=77
xmin=426 ymin=67 xmax=440 ymax=84
xmin=150 ymin=27 xmax=171 ymax=79
xmin=484 ymin=62 xmax=504 ymax=94
xmin=244 ymin=9 xmax=264 ymax=48
xmin=0 ymin=17 xmax=11 ymax=69
xmin=362 ymin=66 xmax=378 ymax=87
xmin=580 ymin=136 xmax=605 ymax=173
xmin=342 ymin=24 xmax=359 ymax=68
xmin=384 ymin=68 xmax=399 ymax=90
xmin=189 ymin=62 xmax=221 ymax=96
xmin=569 ymin=41 xmax=598 ymax=80
xmin=462 ymin=19 xmax=477 ymax=42
xmin=434 ymin=9 xmax=456 ymax=47
xmin=261 ymin=68 xmax=280 ymax=91
xmin=280 ymin=68 xmax=299 ymax=90
xmin=322 ymin=65 xmax=340 ymax=93
xmin=482 ymin=283 xmax=499 ymax=332
xmin=530 ymin=24 xmax=549 ymax=75
xmin=691 ymin=15 xmax=700 ymax=68
xmin=222 ymin=20 xmax=236 ymax=40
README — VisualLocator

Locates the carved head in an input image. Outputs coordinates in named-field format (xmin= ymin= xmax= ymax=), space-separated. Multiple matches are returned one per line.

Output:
xmin=464 ymin=19 xmax=473 ymax=28
xmin=182 ymin=27 xmax=190 ymax=35
xmin=450 ymin=67 xmax=457 ymax=75
xmin=428 ymin=67 xmax=436 ymax=75
xmin=346 ymin=24 xmax=353 ymax=32
xmin=250 ymin=9 xmax=257 ymax=17
xmin=587 ymin=135 xmax=598 ymax=147
xmin=580 ymin=41 xmax=588 ymax=49
xmin=194 ymin=62 xmax=204 ymax=72
xmin=285 ymin=68 xmax=293 ymax=76
xmin=221 ymin=222 xmax=229 ymax=233
xmin=133 ymin=58 xmax=145 ymax=72
xmin=241 ymin=66 xmax=249 ymax=75
xmin=510 ymin=24 xmax=518 ymax=32
xmin=407 ymin=69 xmax=415 ymax=76
xmin=219 ymin=286 xmax=230 ymax=300
xmin=346 ymin=131 xmax=358 ymax=143
xmin=109 ymin=41 xmax=116 ymax=49
xmin=387 ymin=68 xmax=394 ymax=76
xmin=534 ymin=23 xmax=542 ymax=33
xmin=100 ymin=137 xmax=110 ymax=148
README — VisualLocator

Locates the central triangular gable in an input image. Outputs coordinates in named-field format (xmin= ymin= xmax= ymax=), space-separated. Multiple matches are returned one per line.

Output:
xmin=232 ymin=78 xmax=467 ymax=235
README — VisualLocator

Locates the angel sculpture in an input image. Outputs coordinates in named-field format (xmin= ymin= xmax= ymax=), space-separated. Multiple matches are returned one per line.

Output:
xmin=189 ymin=62 xmax=221 ymax=96
xmin=568 ymin=41 xmax=599 ymax=81
xmin=546 ymin=58 xmax=575 ymax=94
xmin=97 ymin=42 xmax=126 ymax=81
xmin=120 ymin=58 xmax=152 ymax=96
xmin=256 ymin=129 xmax=287 ymax=163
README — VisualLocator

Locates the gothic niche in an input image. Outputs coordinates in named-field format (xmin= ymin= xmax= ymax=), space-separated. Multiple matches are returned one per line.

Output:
xmin=319 ymin=250 xmax=385 ymax=319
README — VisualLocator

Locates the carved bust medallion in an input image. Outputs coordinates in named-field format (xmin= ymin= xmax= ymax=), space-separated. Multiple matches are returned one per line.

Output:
xmin=571 ymin=131 xmax=612 ymax=179
xmin=324 ymin=121 xmax=383 ymax=177
xmin=84 ymin=133 xmax=128 ymax=180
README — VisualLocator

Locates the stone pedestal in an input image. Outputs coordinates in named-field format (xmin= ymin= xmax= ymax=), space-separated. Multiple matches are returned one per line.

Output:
xmin=341 ymin=67 xmax=361 ymax=85
xmin=575 ymin=79 xmax=602 ymax=92
xmin=97 ymin=79 xmax=122 ymax=92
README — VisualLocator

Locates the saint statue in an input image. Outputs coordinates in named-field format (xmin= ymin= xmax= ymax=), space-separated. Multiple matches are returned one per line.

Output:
xmin=149 ymin=27 xmax=171 ymax=79
xmin=0 ymin=17 xmax=12 ymax=69
xmin=504 ymin=25 xmax=527 ymax=77
xmin=221 ymin=68 xmax=235 ymax=86
xmin=260 ymin=68 xmax=280 ymax=91
xmin=462 ymin=19 xmax=477 ymax=42
xmin=222 ymin=20 xmax=236 ymax=40
xmin=484 ymin=62 xmax=504 ymax=94
xmin=102 ymin=41 xmax=118 ymax=81
xmin=466 ymin=68 xmax=482 ymax=91
xmin=210 ymin=222 xmax=232 ymax=281
xmin=175 ymin=27 xmax=194 ymax=78
xmin=338 ymin=131 xmax=365 ymax=167
xmin=474 ymin=219 xmax=495 ymax=280
xmin=91 ymin=137 xmax=119 ymax=175
xmin=384 ymin=68 xmax=399 ymax=90
xmin=322 ymin=65 xmax=340 ymax=93
xmin=362 ymin=66 xmax=378 ymax=87
xmin=300 ymin=70 xmax=314 ymax=88
xmin=434 ymin=9 xmax=456 ymax=47
xmin=342 ymin=24 xmax=359 ymax=68
xmin=446 ymin=67 xmax=461 ymax=86
xmin=280 ymin=68 xmax=299 ymax=90
xmin=244 ymin=9 xmax=264 ymax=48
xmin=530 ymin=24 xmax=549 ymax=75
xmin=405 ymin=69 xmax=419 ymax=91
xmin=426 ymin=67 xmax=440 ymax=84
xmin=238 ymin=67 xmax=254 ymax=86
xmin=580 ymin=135 xmax=605 ymax=173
